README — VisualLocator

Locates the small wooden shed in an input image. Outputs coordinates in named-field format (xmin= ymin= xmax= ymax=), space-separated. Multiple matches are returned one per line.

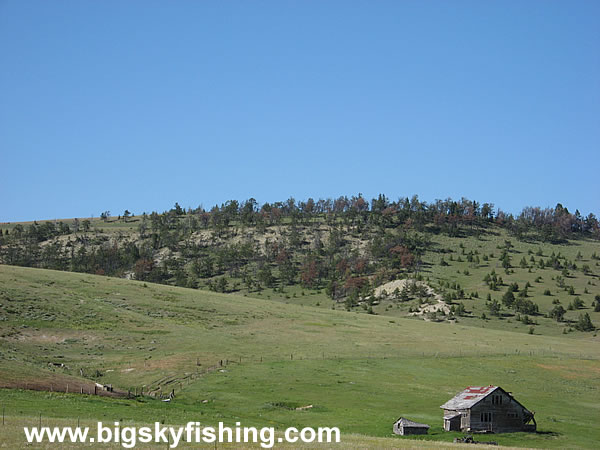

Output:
xmin=393 ymin=417 xmax=430 ymax=436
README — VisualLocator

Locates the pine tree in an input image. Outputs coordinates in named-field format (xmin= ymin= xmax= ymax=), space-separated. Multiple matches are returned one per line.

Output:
xmin=575 ymin=313 xmax=595 ymax=332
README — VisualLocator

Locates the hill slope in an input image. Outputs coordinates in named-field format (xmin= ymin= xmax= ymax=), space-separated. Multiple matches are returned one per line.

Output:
xmin=1 ymin=265 xmax=599 ymax=447
xmin=2 ymin=209 xmax=600 ymax=340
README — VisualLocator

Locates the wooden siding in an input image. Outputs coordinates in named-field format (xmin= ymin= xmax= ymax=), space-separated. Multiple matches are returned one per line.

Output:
xmin=395 ymin=426 xmax=428 ymax=436
xmin=468 ymin=389 xmax=530 ymax=432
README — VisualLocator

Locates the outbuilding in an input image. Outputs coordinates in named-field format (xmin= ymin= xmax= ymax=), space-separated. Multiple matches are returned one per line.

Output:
xmin=393 ymin=417 xmax=430 ymax=436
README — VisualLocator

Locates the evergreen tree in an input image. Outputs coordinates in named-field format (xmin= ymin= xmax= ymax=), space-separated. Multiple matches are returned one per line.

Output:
xmin=575 ymin=313 xmax=595 ymax=332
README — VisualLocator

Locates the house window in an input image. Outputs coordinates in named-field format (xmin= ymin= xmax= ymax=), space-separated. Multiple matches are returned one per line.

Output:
xmin=491 ymin=395 xmax=502 ymax=405
xmin=481 ymin=412 xmax=492 ymax=422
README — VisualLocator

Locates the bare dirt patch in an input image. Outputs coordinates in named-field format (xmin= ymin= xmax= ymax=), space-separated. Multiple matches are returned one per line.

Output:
xmin=12 ymin=330 xmax=96 ymax=344
xmin=374 ymin=279 xmax=450 ymax=318
xmin=0 ymin=372 xmax=127 ymax=398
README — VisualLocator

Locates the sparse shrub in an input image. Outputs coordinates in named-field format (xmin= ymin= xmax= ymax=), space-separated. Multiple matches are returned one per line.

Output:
xmin=575 ymin=313 xmax=595 ymax=332
xmin=572 ymin=297 xmax=584 ymax=309
xmin=520 ymin=257 xmax=528 ymax=269
xmin=549 ymin=305 xmax=566 ymax=322
xmin=502 ymin=291 xmax=515 ymax=308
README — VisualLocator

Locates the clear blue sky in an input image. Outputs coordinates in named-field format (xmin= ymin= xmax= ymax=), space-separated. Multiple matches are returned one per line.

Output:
xmin=1 ymin=0 xmax=598 ymax=222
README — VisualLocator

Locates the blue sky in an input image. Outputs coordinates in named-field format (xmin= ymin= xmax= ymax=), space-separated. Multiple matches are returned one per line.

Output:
xmin=1 ymin=0 xmax=598 ymax=222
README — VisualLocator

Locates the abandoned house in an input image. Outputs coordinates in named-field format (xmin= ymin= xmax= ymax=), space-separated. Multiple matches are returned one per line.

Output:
xmin=440 ymin=385 xmax=536 ymax=433
xmin=393 ymin=417 xmax=430 ymax=436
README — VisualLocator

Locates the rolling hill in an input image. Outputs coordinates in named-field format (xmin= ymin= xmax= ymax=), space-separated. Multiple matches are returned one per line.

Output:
xmin=1 ymin=264 xmax=599 ymax=448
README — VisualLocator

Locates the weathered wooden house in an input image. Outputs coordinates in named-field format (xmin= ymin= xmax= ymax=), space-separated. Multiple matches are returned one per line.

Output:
xmin=393 ymin=417 xmax=430 ymax=436
xmin=440 ymin=386 xmax=536 ymax=433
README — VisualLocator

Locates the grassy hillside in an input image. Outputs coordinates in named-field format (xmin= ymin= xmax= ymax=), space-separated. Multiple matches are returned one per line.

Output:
xmin=2 ymin=210 xmax=600 ymax=340
xmin=1 ymin=265 xmax=599 ymax=448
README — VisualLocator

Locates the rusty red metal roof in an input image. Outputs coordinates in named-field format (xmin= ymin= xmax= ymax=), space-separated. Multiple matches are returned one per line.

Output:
xmin=440 ymin=385 xmax=499 ymax=410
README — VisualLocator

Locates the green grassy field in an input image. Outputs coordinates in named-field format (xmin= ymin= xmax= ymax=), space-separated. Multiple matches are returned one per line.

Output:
xmin=0 ymin=415 xmax=513 ymax=450
xmin=1 ymin=264 xmax=599 ymax=448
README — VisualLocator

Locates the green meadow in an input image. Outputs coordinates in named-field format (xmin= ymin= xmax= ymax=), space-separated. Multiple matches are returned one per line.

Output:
xmin=1 ymin=264 xmax=599 ymax=448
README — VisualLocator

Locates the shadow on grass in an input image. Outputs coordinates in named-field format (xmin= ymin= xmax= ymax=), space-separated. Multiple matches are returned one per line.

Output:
xmin=535 ymin=430 xmax=561 ymax=437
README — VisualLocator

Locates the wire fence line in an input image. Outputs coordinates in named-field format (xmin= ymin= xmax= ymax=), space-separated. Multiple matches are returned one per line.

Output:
xmin=3 ymin=347 xmax=595 ymax=401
